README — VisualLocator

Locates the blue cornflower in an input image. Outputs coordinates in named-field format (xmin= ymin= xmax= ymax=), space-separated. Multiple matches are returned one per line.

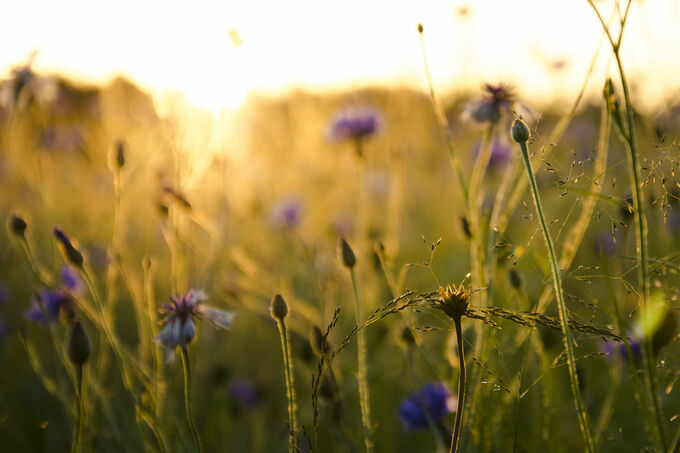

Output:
xmin=270 ymin=197 xmax=303 ymax=229
xmin=602 ymin=335 xmax=642 ymax=365
xmin=156 ymin=289 xmax=234 ymax=350
xmin=229 ymin=379 xmax=259 ymax=410
xmin=60 ymin=266 xmax=85 ymax=294
xmin=462 ymin=83 xmax=535 ymax=126
xmin=25 ymin=290 xmax=72 ymax=324
xmin=327 ymin=106 xmax=382 ymax=143
xmin=473 ymin=139 xmax=511 ymax=169
xmin=398 ymin=382 xmax=457 ymax=431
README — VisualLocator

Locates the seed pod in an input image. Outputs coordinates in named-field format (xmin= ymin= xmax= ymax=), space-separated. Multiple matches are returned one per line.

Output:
xmin=309 ymin=325 xmax=326 ymax=357
xmin=399 ymin=326 xmax=416 ymax=346
xmin=460 ymin=216 xmax=471 ymax=240
xmin=68 ymin=321 xmax=90 ymax=365
xmin=270 ymin=294 xmax=288 ymax=321
xmin=339 ymin=238 xmax=356 ymax=269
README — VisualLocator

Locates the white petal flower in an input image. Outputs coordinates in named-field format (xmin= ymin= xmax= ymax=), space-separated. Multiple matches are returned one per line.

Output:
xmin=156 ymin=318 xmax=183 ymax=348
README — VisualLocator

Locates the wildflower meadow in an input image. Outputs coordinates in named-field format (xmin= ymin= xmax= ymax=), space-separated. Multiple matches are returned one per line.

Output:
xmin=1 ymin=2 xmax=680 ymax=452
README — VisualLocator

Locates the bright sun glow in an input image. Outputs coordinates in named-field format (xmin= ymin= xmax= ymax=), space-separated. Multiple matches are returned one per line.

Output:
xmin=1 ymin=1 xmax=679 ymax=114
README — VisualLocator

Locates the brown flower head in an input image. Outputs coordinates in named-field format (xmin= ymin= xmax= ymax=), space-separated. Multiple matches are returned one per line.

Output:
xmin=434 ymin=281 xmax=471 ymax=321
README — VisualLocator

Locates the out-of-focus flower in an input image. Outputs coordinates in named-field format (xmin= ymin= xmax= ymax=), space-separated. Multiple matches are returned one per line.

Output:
xmin=270 ymin=197 xmax=303 ymax=229
xmin=602 ymin=335 xmax=642 ymax=365
xmin=327 ymin=106 xmax=382 ymax=153
xmin=462 ymin=83 xmax=535 ymax=127
xmin=473 ymin=139 xmax=511 ymax=169
xmin=331 ymin=214 xmax=354 ymax=238
xmin=229 ymin=379 xmax=259 ymax=410
xmin=156 ymin=289 xmax=234 ymax=350
xmin=594 ymin=232 xmax=619 ymax=256
xmin=25 ymin=290 xmax=72 ymax=325
xmin=60 ymin=266 xmax=85 ymax=295
xmin=398 ymin=382 xmax=457 ymax=431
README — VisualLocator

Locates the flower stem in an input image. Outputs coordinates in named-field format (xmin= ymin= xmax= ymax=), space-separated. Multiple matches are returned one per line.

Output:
xmin=180 ymin=346 xmax=202 ymax=453
xmin=517 ymin=139 xmax=595 ymax=452
xmin=275 ymin=317 xmax=298 ymax=453
xmin=71 ymin=365 xmax=84 ymax=453
xmin=351 ymin=269 xmax=374 ymax=453
xmin=450 ymin=316 xmax=466 ymax=453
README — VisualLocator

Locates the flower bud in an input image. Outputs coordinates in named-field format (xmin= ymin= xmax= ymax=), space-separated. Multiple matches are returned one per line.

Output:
xmin=511 ymin=119 xmax=530 ymax=144
xmin=509 ymin=268 xmax=522 ymax=289
xmin=9 ymin=215 xmax=27 ymax=238
xmin=270 ymin=294 xmax=288 ymax=321
xmin=459 ymin=216 xmax=471 ymax=240
xmin=115 ymin=140 xmax=126 ymax=169
xmin=53 ymin=227 xmax=84 ymax=268
xmin=339 ymin=238 xmax=356 ymax=269
xmin=68 ymin=321 xmax=90 ymax=366
xmin=309 ymin=325 xmax=327 ymax=356
xmin=399 ymin=326 xmax=416 ymax=346
xmin=417 ymin=23 xmax=424 ymax=34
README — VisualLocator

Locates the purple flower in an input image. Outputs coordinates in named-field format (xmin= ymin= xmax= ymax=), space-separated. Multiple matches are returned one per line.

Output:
xmin=594 ymin=233 xmax=619 ymax=256
xmin=270 ymin=197 xmax=303 ymax=229
xmin=229 ymin=379 xmax=259 ymax=410
xmin=602 ymin=335 xmax=642 ymax=365
xmin=327 ymin=106 xmax=382 ymax=142
xmin=24 ymin=290 xmax=71 ymax=324
xmin=473 ymin=139 xmax=511 ymax=169
xmin=156 ymin=289 xmax=234 ymax=350
xmin=462 ymin=83 xmax=535 ymax=126
xmin=60 ymin=266 xmax=85 ymax=294
xmin=398 ymin=382 xmax=456 ymax=431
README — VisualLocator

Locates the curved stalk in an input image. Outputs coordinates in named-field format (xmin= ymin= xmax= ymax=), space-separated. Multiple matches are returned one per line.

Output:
xmin=450 ymin=316 xmax=466 ymax=453
xmin=180 ymin=346 xmax=202 ymax=453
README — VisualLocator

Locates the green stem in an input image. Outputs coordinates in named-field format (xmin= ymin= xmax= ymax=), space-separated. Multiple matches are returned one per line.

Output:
xmin=71 ymin=365 xmax=84 ymax=453
xmin=351 ymin=269 xmax=374 ymax=453
xmin=586 ymin=2 xmax=666 ymax=448
xmin=450 ymin=316 xmax=466 ymax=453
xmin=518 ymin=139 xmax=595 ymax=452
xmin=180 ymin=346 xmax=202 ymax=453
xmin=276 ymin=319 xmax=298 ymax=453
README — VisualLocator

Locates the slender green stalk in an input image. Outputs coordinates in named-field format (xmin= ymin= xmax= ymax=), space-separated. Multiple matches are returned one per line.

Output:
xmin=71 ymin=365 xmax=84 ymax=453
xmin=180 ymin=346 xmax=202 ymax=453
xmin=350 ymin=269 xmax=374 ymax=453
xmin=516 ymin=131 xmax=595 ymax=452
xmin=586 ymin=2 xmax=666 ymax=448
xmin=450 ymin=316 xmax=466 ymax=453
xmin=275 ymin=317 xmax=298 ymax=453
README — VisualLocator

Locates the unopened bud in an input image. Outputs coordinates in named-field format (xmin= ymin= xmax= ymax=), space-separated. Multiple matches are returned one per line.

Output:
xmin=270 ymin=294 xmax=288 ymax=321
xmin=460 ymin=216 xmax=471 ymax=240
xmin=68 ymin=321 xmax=90 ymax=366
xmin=509 ymin=268 xmax=522 ymax=289
xmin=511 ymin=119 xmax=530 ymax=144
xmin=115 ymin=141 xmax=125 ymax=169
xmin=9 ymin=215 xmax=27 ymax=237
xmin=310 ymin=325 xmax=326 ymax=356
xmin=417 ymin=23 xmax=424 ymax=34
xmin=339 ymin=238 xmax=356 ymax=269
xmin=53 ymin=227 xmax=84 ymax=268
xmin=400 ymin=326 xmax=416 ymax=346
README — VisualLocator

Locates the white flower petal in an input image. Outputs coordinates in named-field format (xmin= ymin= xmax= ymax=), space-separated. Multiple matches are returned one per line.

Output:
xmin=183 ymin=318 xmax=196 ymax=344
xmin=155 ymin=318 xmax=182 ymax=348
xmin=200 ymin=305 xmax=235 ymax=329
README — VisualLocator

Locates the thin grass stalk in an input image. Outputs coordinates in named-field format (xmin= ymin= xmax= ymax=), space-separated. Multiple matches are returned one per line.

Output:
xmin=450 ymin=316 xmax=466 ymax=453
xmin=351 ymin=269 xmax=374 ymax=453
xmin=586 ymin=1 xmax=666 ymax=448
xmin=180 ymin=346 xmax=202 ymax=453
xmin=516 ymin=129 xmax=595 ymax=452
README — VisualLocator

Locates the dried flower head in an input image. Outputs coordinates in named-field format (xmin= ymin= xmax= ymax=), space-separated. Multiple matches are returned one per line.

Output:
xmin=434 ymin=279 xmax=471 ymax=321
xmin=53 ymin=227 xmax=84 ymax=268
xmin=156 ymin=289 xmax=234 ymax=350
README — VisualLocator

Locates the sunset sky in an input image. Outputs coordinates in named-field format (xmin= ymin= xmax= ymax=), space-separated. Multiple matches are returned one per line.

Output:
xmin=2 ymin=0 xmax=678 ymax=113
